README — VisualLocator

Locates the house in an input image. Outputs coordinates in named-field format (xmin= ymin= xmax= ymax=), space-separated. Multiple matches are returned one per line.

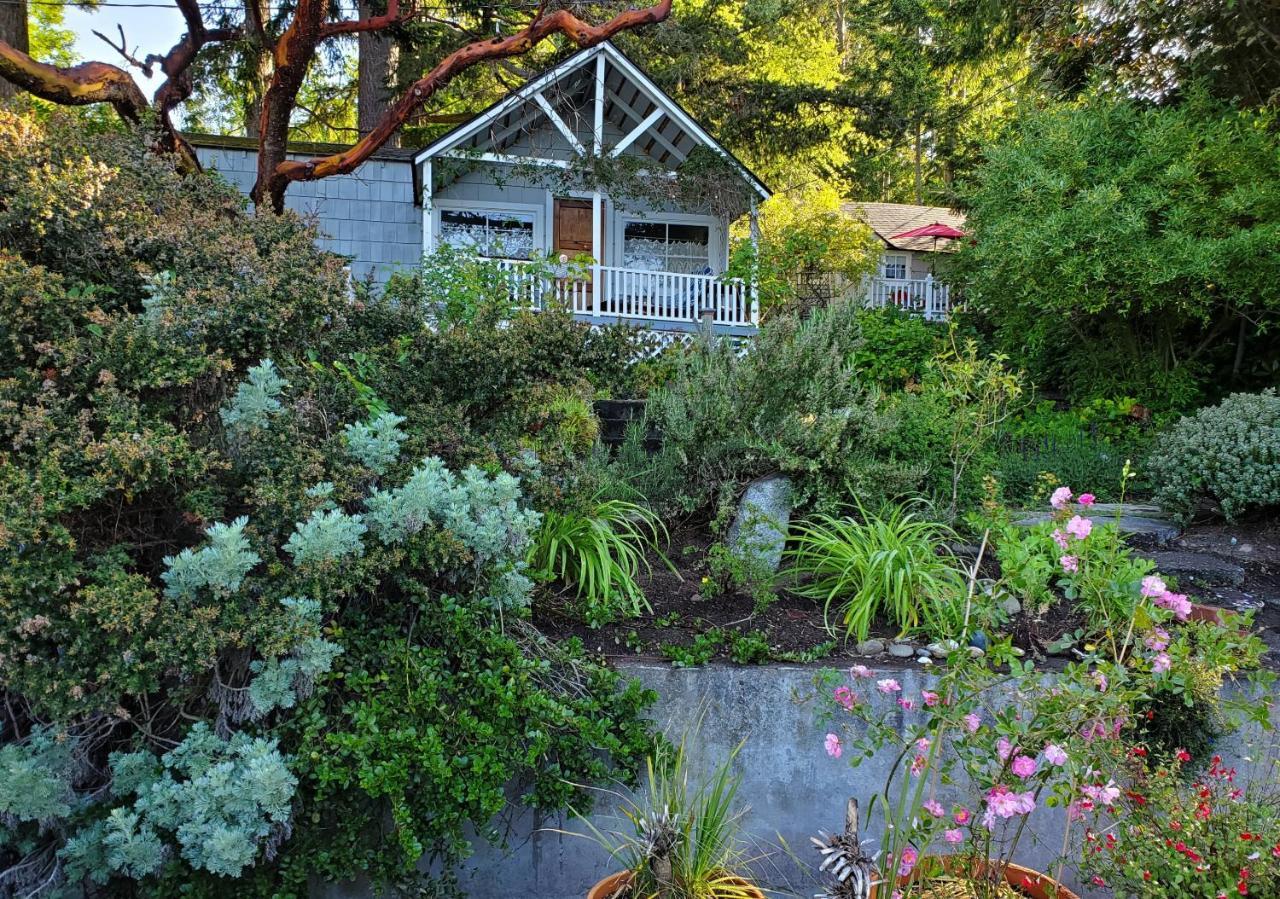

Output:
xmin=191 ymin=41 xmax=771 ymax=339
xmin=842 ymin=201 xmax=966 ymax=321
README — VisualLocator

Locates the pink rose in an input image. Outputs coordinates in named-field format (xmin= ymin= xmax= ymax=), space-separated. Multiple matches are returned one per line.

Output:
xmin=954 ymin=807 xmax=971 ymax=825
xmin=997 ymin=737 xmax=1013 ymax=761
xmin=833 ymin=686 xmax=856 ymax=710
xmin=850 ymin=664 xmax=873 ymax=679
xmin=1050 ymin=486 xmax=1072 ymax=509
xmin=824 ymin=733 xmax=842 ymax=758
xmin=1059 ymin=554 xmax=1079 ymax=573
xmin=983 ymin=784 xmax=1036 ymax=828
xmin=1044 ymin=744 xmax=1068 ymax=766
xmin=1152 ymin=653 xmax=1171 ymax=674
xmin=1011 ymin=755 xmax=1038 ymax=779
xmin=1051 ymin=529 xmax=1070 ymax=551
xmin=1077 ymin=493 xmax=1095 ymax=506
xmin=1082 ymin=781 xmax=1121 ymax=806
xmin=898 ymin=698 xmax=915 ymax=711
xmin=921 ymin=690 xmax=939 ymax=707
xmin=877 ymin=678 xmax=901 ymax=694
xmin=963 ymin=712 xmax=981 ymax=734
xmin=915 ymin=737 xmax=932 ymax=753
xmin=944 ymin=828 xmax=964 ymax=844
xmin=1141 ymin=575 xmax=1168 ymax=598
xmin=1066 ymin=515 xmax=1093 ymax=540
xmin=923 ymin=799 xmax=944 ymax=818
xmin=910 ymin=755 xmax=927 ymax=776
xmin=897 ymin=846 xmax=918 ymax=876
xmin=1144 ymin=628 xmax=1170 ymax=652
xmin=1155 ymin=590 xmax=1192 ymax=620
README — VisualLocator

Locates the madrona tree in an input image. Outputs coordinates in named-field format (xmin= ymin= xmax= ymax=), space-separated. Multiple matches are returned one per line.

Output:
xmin=0 ymin=0 xmax=673 ymax=212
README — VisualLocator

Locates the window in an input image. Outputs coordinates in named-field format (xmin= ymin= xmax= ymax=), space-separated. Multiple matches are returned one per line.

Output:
xmin=881 ymin=253 xmax=908 ymax=280
xmin=623 ymin=221 xmax=711 ymax=274
xmin=439 ymin=208 xmax=536 ymax=258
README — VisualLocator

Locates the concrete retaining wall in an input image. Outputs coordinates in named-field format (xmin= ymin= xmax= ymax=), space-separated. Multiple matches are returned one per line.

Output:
xmin=315 ymin=661 xmax=1279 ymax=899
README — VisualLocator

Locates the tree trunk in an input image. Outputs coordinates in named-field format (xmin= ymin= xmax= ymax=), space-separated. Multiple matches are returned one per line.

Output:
xmin=243 ymin=0 xmax=273 ymax=136
xmin=0 ymin=0 xmax=27 ymax=101
xmin=357 ymin=0 xmax=400 ymax=145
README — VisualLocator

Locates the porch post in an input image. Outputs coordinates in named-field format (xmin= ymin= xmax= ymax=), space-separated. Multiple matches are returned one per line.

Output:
xmin=592 ymin=191 xmax=602 ymax=317
xmin=592 ymin=51 xmax=605 ymax=317
xmin=748 ymin=198 xmax=761 ymax=326
xmin=422 ymin=158 xmax=435 ymax=257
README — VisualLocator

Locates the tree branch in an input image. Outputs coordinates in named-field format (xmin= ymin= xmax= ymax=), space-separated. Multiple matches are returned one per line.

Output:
xmin=321 ymin=0 xmax=409 ymax=37
xmin=0 ymin=42 xmax=148 ymax=119
xmin=273 ymin=0 xmax=674 ymax=192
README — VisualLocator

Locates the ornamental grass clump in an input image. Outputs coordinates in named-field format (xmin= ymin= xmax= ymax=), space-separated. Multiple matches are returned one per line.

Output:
xmin=527 ymin=491 xmax=671 ymax=625
xmin=784 ymin=502 xmax=966 ymax=643
xmin=574 ymin=733 xmax=759 ymax=899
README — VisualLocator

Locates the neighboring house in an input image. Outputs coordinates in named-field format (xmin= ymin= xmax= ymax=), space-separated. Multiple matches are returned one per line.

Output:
xmin=191 ymin=41 xmax=771 ymax=339
xmin=842 ymin=201 xmax=966 ymax=321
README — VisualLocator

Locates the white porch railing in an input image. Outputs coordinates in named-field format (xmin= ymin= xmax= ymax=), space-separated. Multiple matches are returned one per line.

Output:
xmin=862 ymin=275 xmax=952 ymax=321
xmin=493 ymin=259 xmax=757 ymax=329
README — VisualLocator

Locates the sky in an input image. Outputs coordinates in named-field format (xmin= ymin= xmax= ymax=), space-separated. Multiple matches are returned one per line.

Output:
xmin=64 ymin=2 xmax=189 ymax=92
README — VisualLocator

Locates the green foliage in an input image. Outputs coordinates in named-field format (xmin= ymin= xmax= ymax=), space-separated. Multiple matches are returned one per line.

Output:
xmin=848 ymin=306 xmax=945 ymax=390
xmin=783 ymin=502 xmax=965 ymax=643
xmin=1148 ymin=390 xmax=1280 ymax=522
xmin=528 ymin=493 xmax=669 ymax=625
xmin=661 ymin=629 xmax=726 ymax=668
xmin=726 ymin=186 xmax=879 ymax=314
xmin=702 ymin=542 xmax=777 ymax=614
xmin=161 ymin=517 xmax=261 ymax=601
xmin=725 ymin=629 xmax=771 ymax=665
xmin=646 ymin=297 xmax=917 ymax=514
xmin=956 ymin=92 xmax=1280 ymax=406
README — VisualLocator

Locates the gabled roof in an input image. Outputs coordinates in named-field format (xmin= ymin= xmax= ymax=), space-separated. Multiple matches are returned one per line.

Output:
xmin=415 ymin=41 xmax=770 ymax=200
xmin=842 ymin=201 xmax=967 ymax=253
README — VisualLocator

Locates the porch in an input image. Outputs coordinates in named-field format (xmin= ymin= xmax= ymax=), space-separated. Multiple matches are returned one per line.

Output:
xmin=494 ymin=258 xmax=757 ymax=331
xmin=861 ymin=274 xmax=953 ymax=321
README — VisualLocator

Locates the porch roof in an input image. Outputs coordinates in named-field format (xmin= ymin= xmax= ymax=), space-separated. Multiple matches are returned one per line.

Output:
xmin=843 ymin=201 xmax=968 ymax=253
xmin=414 ymin=41 xmax=770 ymax=202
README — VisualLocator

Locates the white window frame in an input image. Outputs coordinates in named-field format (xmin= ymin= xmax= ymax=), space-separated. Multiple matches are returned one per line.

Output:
xmin=614 ymin=211 xmax=724 ymax=275
xmin=432 ymin=198 xmax=546 ymax=260
xmin=881 ymin=252 xmax=909 ymax=280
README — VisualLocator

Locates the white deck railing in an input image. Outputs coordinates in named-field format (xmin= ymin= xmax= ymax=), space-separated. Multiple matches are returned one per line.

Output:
xmin=862 ymin=275 xmax=952 ymax=321
xmin=493 ymin=259 xmax=757 ymax=329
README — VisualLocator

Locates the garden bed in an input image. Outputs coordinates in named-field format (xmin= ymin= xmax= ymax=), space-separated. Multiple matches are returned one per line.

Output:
xmin=536 ymin=517 xmax=1280 ymax=670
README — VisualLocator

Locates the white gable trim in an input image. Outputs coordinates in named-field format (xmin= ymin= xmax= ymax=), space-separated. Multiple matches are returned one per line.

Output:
xmin=414 ymin=41 xmax=769 ymax=200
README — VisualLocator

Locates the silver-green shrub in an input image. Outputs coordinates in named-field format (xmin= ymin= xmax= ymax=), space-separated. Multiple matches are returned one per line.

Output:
xmin=1148 ymin=390 xmax=1280 ymax=522
xmin=283 ymin=508 xmax=367 ymax=566
xmin=343 ymin=411 xmax=407 ymax=474
xmin=61 ymin=724 xmax=296 ymax=882
xmin=219 ymin=360 xmax=288 ymax=433
xmin=161 ymin=516 xmax=260 ymax=600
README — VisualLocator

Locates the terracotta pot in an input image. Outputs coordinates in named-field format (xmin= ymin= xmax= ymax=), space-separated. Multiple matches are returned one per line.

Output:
xmin=869 ymin=856 xmax=1080 ymax=899
xmin=1188 ymin=601 xmax=1236 ymax=627
xmin=586 ymin=871 xmax=765 ymax=899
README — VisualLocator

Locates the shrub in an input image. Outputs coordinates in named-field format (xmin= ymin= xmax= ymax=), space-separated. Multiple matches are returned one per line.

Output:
xmin=646 ymin=297 xmax=917 ymax=514
xmin=0 ymin=113 xmax=656 ymax=894
xmin=848 ymin=306 xmax=944 ymax=389
xmin=1148 ymin=390 xmax=1280 ymax=522
xmin=783 ymin=502 xmax=965 ymax=643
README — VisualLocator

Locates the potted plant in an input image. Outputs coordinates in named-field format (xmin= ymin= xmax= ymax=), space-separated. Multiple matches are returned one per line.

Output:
xmin=578 ymin=734 xmax=764 ymax=899
xmin=809 ymin=487 xmax=1271 ymax=898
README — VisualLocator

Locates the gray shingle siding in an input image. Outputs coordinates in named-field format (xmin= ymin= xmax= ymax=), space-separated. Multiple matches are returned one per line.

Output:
xmin=194 ymin=144 xmax=422 ymax=285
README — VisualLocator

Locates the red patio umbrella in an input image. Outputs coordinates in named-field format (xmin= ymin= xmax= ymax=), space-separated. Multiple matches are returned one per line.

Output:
xmin=888 ymin=222 xmax=967 ymax=241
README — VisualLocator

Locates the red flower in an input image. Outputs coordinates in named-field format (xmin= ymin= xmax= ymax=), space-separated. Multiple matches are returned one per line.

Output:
xmin=1091 ymin=876 xmax=1106 ymax=887
xmin=1176 ymin=749 xmax=1192 ymax=763
xmin=1143 ymin=871 xmax=1151 ymax=881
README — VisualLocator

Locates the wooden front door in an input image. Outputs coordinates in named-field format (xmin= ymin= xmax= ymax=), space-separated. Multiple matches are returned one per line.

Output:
xmin=553 ymin=198 xmax=598 ymax=260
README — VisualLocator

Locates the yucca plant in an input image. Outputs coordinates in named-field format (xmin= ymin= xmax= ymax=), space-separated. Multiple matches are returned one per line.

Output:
xmin=783 ymin=501 xmax=965 ymax=643
xmin=527 ymin=491 xmax=671 ymax=624
xmin=576 ymin=733 xmax=759 ymax=899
